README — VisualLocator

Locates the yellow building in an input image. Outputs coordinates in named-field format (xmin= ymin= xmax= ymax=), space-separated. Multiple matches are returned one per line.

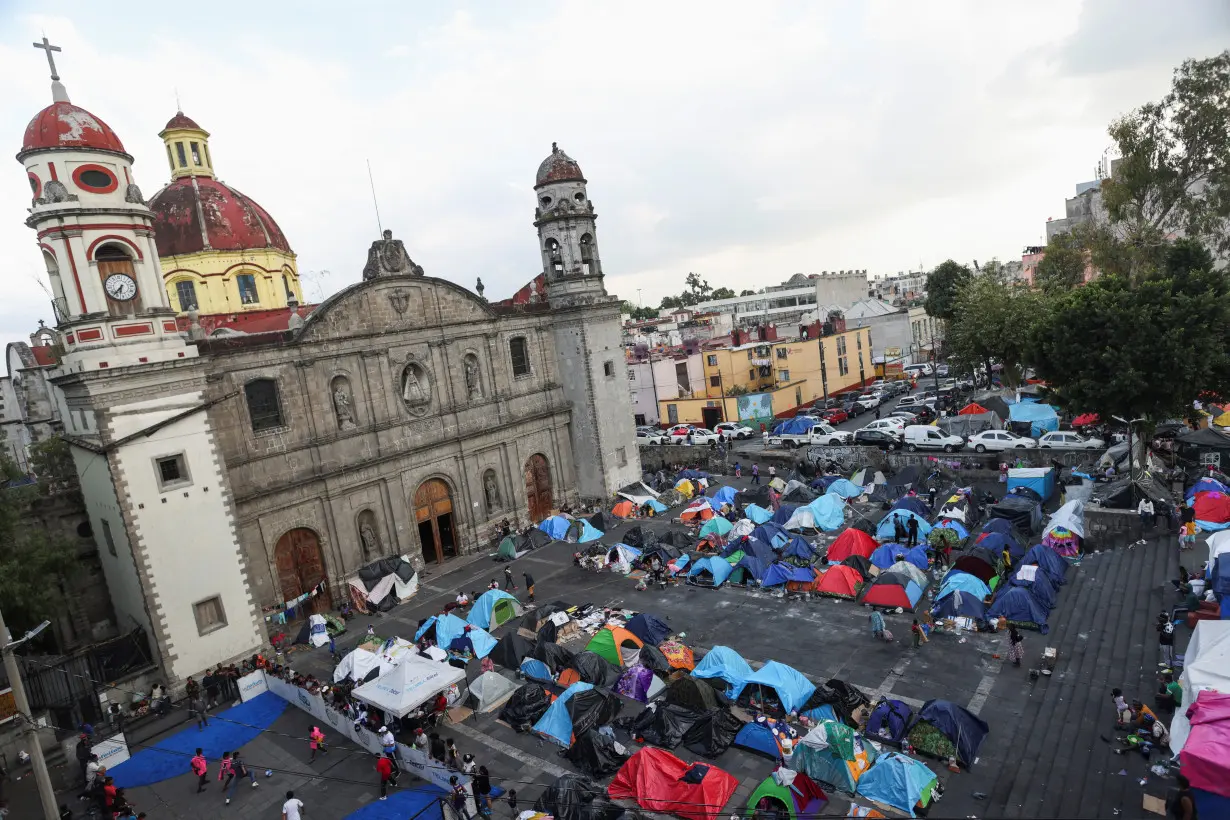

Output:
xmin=147 ymin=112 xmax=303 ymax=315
xmin=659 ymin=325 xmax=872 ymax=428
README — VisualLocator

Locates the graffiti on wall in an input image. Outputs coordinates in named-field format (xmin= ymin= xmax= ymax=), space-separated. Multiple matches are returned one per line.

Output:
xmin=738 ymin=393 xmax=773 ymax=431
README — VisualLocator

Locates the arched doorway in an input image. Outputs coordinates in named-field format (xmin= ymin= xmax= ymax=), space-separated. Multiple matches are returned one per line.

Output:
xmin=273 ymin=528 xmax=332 ymax=618
xmin=414 ymin=479 xmax=457 ymax=565
xmin=524 ymin=454 xmax=553 ymax=523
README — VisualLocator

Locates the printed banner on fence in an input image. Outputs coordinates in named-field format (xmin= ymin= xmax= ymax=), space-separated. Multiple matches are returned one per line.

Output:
xmin=94 ymin=732 xmax=130 ymax=769
xmin=238 ymin=671 xmax=268 ymax=703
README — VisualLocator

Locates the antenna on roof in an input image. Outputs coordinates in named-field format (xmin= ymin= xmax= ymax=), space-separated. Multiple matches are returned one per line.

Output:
xmin=175 ymin=86 xmax=182 ymax=112
xmin=366 ymin=158 xmax=384 ymax=236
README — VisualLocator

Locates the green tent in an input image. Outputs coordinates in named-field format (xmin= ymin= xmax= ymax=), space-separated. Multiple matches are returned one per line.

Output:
xmin=745 ymin=771 xmax=828 ymax=820
xmin=489 ymin=596 xmax=520 ymax=627
xmin=791 ymin=720 xmax=878 ymax=795
xmin=584 ymin=626 xmax=643 ymax=666
xmin=700 ymin=517 xmax=734 ymax=538
xmin=497 ymin=536 xmax=518 ymax=561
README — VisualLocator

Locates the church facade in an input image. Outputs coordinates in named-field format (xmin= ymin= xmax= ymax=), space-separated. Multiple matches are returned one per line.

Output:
xmin=13 ymin=53 xmax=639 ymax=685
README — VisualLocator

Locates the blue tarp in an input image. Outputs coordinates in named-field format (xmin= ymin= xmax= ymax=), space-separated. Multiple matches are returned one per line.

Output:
xmin=732 ymin=554 xmax=770 ymax=583
xmin=538 ymin=516 xmax=571 ymax=540
xmin=414 ymin=616 xmax=437 ymax=641
xmin=875 ymin=510 xmax=933 ymax=541
xmin=519 ymin=657 xmax=553 ymax=683
xmin=687 ymin=556 xmax=733 ymax=588
xmin=532 ymin=682 xmax=593 ymax=746
xmin=890 ymin=495 xmax=932 ymax=518
xmin=1008 ymin=402 xmax=1059 ymax=437
xmin=573 ymin=519 xmax=604 ymax=543
xmin=761 ymin=563 xmax=817 ymax=588
xmin=678 ymin=469 xmax=710 ymax=480
xmin=751 ymin=523 xmax=790 ymax=550
xmin=931 ymin=589 xmax=988 ymax=621
xmin=732 ymin=722 xmax=781 ymax=758
xmin=913 ymin=700 xmax=989 ymax=766
xmin=711 ymin=486 xmax=738 ymax=507
xmin=806 ymin=495 xmax=846 ymax=531
xmin=937 ymin=571 xmax=992 ymax=602
xmin=625 ymin=613 xmax=671 ymax=646
xmin=870 ymin=544 xmax=928 ymax=571
xmin=467 ymin=590 xmax=521 ymax=630
xmin=772 ymin=504 xmax=798 ymax=526
xmin=980 ymin=518 xmax=1015 ymax=537
xmin=826 ymin=479 xmax=864 ymax=499
xmin=866 ymin=699 xmax=912 ymax=744
xmin=772 ymin=416 xmax=820 ymax=435
xmin=987 ymin=586 xmax=1050 ymax=633
xmin=975 ymin=531 xmax=1026 ymax=562
xmin=435 ymin=613 xmax=497 ymax=658
xmin=745 ymin=504 xmax=773 ymax=524
xmin=1022 ymin=544 xmax=1067 ymax=586
xmin=693 ymin=645 xmax=753 ymax=698
xmin=745 ymin=660 xmax=816 ymax=713
xmin=810 ymin=475 xmax=838 ymax=490
xmin=642 ymin=499 xmax=668 ymax=513
xmin=781 ymin=535 xmax=816 ymax=561
xmin=1187 ymin=477 xmax=1230 ymax=501
xmin=1011 ymin=566 xmax=1058 ymax=610
xmin=857 ymin=752 xmax=937 ymax=817
xmin=725 ymin=536 xmax=775 ymax=564
xmin=1007 ymin=467 xmax=1056 ymax=503
xmin=800 ymin=703 xmax=838 ymax=724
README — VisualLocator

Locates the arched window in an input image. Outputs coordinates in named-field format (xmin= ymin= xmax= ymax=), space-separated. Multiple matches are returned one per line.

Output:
xmin=173 ymin=279 xmax=198 ymax=312
xmin=544 ymin=238 xmax=563 ymax=275
xmin=509 ymin=337 xmax=531 ymax=378
xmin=579 ymin=233 xmax=595 ymax=276
xmin=245 ymin=378 xmax=284 ymax=432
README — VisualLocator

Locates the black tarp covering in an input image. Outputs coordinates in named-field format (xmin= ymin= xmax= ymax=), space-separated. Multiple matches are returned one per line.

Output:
xmin=781 ymin=485 xmax=819 ymax=504
xmin=537 ymin=620 xmax=558 ymax=644
xmin=639 ymin=545 xmax=681 ymax=566
xmin=571 ymin=651 xmax=621 ymax=686
xmin=1088 ymin=472 xmax=1175 ymax=509
xmin=489 ymin=633 xmax=534 ymax=669
xmin=824 ymin=678 xmax=872 ymax=726
xmin=355 ymin=557 xmax=417 ymax=611
xmin=658 ymin=530 xmax=694 ymax=550
xmin=989 ymin=495 xmax=1039 ymax=534
xmin=682 ymin=708 xmax=744 ymax=757
xmin=566 ymin=730 xmax=629 ymax=778
xmin=532 ymin=641 xmax=576 ymax=673
xmin=628 ymin=702 xmax=705 ymax=748
xmin=887 ymin=465 xmax=921 ymax=497
xmin=738 ymin=485 xmax=773 ymax=507
xmin=663 ymin=676 xmax=729 ymax=712
xmin=622 ymin=526 xmax=658 ymax=549
xmin=526 ymin=528 xmax=553 ymax=549
xmin=638 ymin=645 xmax=673 ymax=677
xmin=534 ymin=774 xmax=622 ymax=820
xmin=499 ymin=684 xmax=552 ymax=730
xmin=567 ymin=688 xmax=623 ymax=736
xmin=841 ymin=555 xmax=872 ymax=580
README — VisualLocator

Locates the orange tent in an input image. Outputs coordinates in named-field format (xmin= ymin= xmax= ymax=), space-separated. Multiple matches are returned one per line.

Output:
xmin=659 ymin=640 xmax=695 ymax=670
xmin=680 ymin=504 xmax=714 ymax=522
xmin=826 ymin=528 xmax=877 ymax=562
xmin=612 ymin=500 xmax=635 ymax=518
xmin=958 ymin=402 xmax=989 ymax=415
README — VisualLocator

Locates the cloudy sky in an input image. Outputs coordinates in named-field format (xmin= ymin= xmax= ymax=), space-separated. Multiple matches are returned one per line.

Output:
xmin=1 ymin=1 xmax=1227 ymax=344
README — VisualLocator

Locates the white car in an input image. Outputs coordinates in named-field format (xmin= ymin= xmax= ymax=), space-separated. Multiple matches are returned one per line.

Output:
xmin=967 ymin=430 xmax=1037 ymax=452
xmin=673 ymin=427 xmax=719 ymax=445
xmin=714 ymin=422 xmax=755 ymax=440
xmin=858 ymin=418 xmax=906 ymax=435
xmin=1038 ymin=431 xmax=1106 ymax=450
xmin=897 ymin=395 xmax=933 ymax=410
xmin=855 ymin=393 xmax=882 ymax=411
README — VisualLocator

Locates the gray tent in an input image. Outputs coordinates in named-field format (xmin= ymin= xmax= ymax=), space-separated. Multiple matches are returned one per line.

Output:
xmin=468 ymin=671 xmax=520 ymax=713
xmin=937 ymin=412 xmax=1001 ymax=438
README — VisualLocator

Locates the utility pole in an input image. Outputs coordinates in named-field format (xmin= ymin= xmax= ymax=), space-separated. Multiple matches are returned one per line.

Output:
xmin=646 ymin=350 xmax=661 ymax=426
xmin=816 ymin=326 xmax=829 ymax=405
xmin=0 ymin=607 xmax=57 ymax=820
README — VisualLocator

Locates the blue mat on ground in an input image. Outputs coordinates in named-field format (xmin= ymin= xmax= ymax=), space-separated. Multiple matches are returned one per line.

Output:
xmin=344 ymin=784 xmax=445 ymax=820
xmin=111 ymin=692 xmax=287 ymax=788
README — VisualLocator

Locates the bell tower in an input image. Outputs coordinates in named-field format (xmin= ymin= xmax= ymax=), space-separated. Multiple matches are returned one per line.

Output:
xmin=534 ymin=144 xmax=641 ymax=499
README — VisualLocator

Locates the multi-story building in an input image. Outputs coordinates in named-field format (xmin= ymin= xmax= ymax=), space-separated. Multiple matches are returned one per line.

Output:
xmin=689 ymin=270 xmax=870 ymax=329
xmin=868 ymin=270 xmax=927 ymax=305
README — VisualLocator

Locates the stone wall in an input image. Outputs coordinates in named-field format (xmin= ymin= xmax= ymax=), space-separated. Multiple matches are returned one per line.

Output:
xmin=1083 ymin=507 xmax=1141 ymax=550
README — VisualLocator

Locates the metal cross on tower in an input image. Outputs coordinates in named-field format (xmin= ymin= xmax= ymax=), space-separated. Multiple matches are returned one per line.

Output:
xmin=33 ymin=36 xmax=61 ymax=81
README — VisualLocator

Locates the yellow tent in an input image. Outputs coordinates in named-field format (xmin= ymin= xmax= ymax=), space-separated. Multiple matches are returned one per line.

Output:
xmin=674 ymin=479 xmax=695 ymax=499
xmin=1214 ymin=411 xmax=1230 ymax=428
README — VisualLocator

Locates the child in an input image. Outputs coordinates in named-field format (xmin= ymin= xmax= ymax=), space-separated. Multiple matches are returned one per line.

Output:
xmin=1111 ymin=688 xmax=1131 ymax=724
xmin=910 ymin=619 xmax=928 ymax=649
xmin=1181 ymin=520 xmax=1197 ymax=551
xmin=217 ymin=751 xmax=234 ymax=792
xmin=309 ymin=726 xmax=327 ymax=761
xmin=734 ymin=462 xmax=742 ymax=478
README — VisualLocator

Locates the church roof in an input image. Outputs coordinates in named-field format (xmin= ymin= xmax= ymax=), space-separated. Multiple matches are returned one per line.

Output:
xmin=535 ymin=143 xmax=584 ymax=187
xmin=175 ymin=306 xmax=314 ymax=336
xmin=162 ymin=111 xmax=203 ymax=132
xmin=21 ymin=101 xmax=127 ymax=157
xmin=149 ymin=175 xmax=292 ymax=257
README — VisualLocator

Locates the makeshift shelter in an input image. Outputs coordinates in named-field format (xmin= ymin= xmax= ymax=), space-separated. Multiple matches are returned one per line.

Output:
xmin=709 ymin=485 xmax=738 ymax=508
xmin=1176 ymin=691 xmax=1230 ymax=800
xmin=930 ymin=590 xmax=987 ymax=622
xmin=692 ymin=646 xmax=753 ymax=698
xmin=628 ymin=701 xmax=705 ymax=748
xmin=467 ymin=589 xmax=523 ymax=630
xmin=625 ymin=613 xmax=672 ymax=646
xmin=827 ymin=479 xmax=864 ymax=499
xmin=954 ymin=547 xmax=1001 ymax=584
xmin=1188 ymin=476 xmax=1230 ymax=502
xmin=1008 ymin=402 xmax=1059 ymax=437
xmin=816 ymin=564 xmax=864 ymax=599
xmin=745 ymin=661 xmax=816 ymax=713
xmin=751 ymin=523 xmax=790 ymax=549
xmin=535 ymin=774 xmax=618 ymax=820
xmin=870 ymin=544 xmax=928 ymax=571
xmin=959 ymin=402 xmax=988 ymax=415
xmin=936 ymin=412 xmax=1000 ymax=438
xmin=929 ymin=521 xmax=966 ymax=547
xmin=1170 ymin=621 xmax=1230 ymax=757
xmin=564 ymin=651 xmax=622 ymax=687
xmin=433 ymin=613 xmax=497 ymax=658
xmin=489 ymin=632 xmax=534 ymax=670
xmin=937 ymin=494 xmax=976 ymax=525
xmin=519 ymin=657 xmax=554 ymax=684
xmin=773 ymin=503 xmax=801 ymax=526
xmin=332 ymin=647 xmax=389 ymax=684
xmin=883 ymin=560 xmax=928 ymax=589
xmin=856 ymin=753 xmax=938 ymax=817
xmin=781 ymin=485 xmax=818 ymax=504
xmin=745 ymin=769 xmax=828 ymax=820
xmin=531 ymin=640 xmax=576 ymax=673
xmin=568 ymin=518 xmax=605 ymax=543
xmin=1007 ymin=467 xmax=1056 ymax=503
xmin=790 ymin=720 xmax=878 ymax=794
xmin=664 ymin=675 xmax=729 ymax=712
xmin=734 ymin=721 xmax=788 ymax=759
xmin=851 ymin=468 xmax=886 ymax=488
xmin=496 ymin=535 xmax=520 ymax=562
xmin=352 ymin=655 xmax=466 ymax=717
xmin=687 ymin=556 xmax=734 ymax=588
xmin=730 ymin=553 xmax=770 ymax=586
xmin=675 ymin=479 xmax=697 ymax=499
xmin=987 ymin=586 xmax=1050 ymax=633
xmin=682 ymin=708 xmax=745 ymax=758
xmin=641 ymin=498 xmax=669 ymax=515
xmin=699 ymin=517 xmax=733 ymax=538
xmin=1010 ymin=564 xmax=1058 ymax=610
xmin=827 ymin=529 xmax=878 ymax=562
xmin=350 ymin=556 xmax=419 ymax=612
xmin=745 ymin=504 xmax=773 ymax=524
xmin=659 ymin=641 xmax=696 ymax=671
xmin=681 ymin=499 xmax=715 ymax=522
xmin=608 ymin=747 xmax=739 ymax=820
xmin=859 ymin=573 xmax=925 ymax=612
xmin=534 ymin=682 xmax=621 ymax=748
xmin=566 ymin=730 xmax=630 ymax=779
xmin=586 ymin=627 xmax=645 ymax=667
xmin=1022 ymin=544 xmax=1067 ymax=586
xmin=937 ymin=571 xmax=992 ymax=602
xmin=622 ymin=526 xmax=658 ymax=549
xmin=907 ymin=699 xmax=989 ymax=767
xmin=874 ymin=510 xmax=932 ymax=542
xmin=538 ymin=515 xmax=572 ymax=540
xmin=989 ymin=495 xmax=1042 ymax=535
xmin=974 ymin=531 xmax=1026 ymax=563
xmin=761 ymin=563 xmax=818 ymax=589
xmin=469 ymin=671 xmax=519 ymax=713
xmin=499 ymin=683 xmax=552 ymax=729
xmin=612 ymin=500 xmax=636 ymax=518
xmin=1043 ymin=499 xmax=1085 ymax=546
xmin=781 ymin=535 xmax=817 ymax=562
xmin=615 ymin=665 xmax=667 ymax=702
xmin=890 ymin=495 xmax=931 ymax=519
xmin=639 ymin=644 xmax=673 ymax=676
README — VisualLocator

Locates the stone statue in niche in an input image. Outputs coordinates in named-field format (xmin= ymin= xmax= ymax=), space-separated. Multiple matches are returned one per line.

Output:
xmin=363 ymin=229 xmax=424 ymax=280
xmin=484 ymin=471 xmax=502 ymax=513
xmin=401 ymin=362 xmax=431 ymax=414
xmin=464 ymin=355 xmax=482 ymax=400
xmin=332 ymin=377 xmax=357 ymax=430
xmin=359 ymin=518 xmax=381 ymax=560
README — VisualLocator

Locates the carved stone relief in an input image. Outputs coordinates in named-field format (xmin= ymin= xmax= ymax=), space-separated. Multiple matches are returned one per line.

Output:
xmin=463 ymin=353 xmax=483 ymax=401
xmin=400 ymin=361 xmax=432 ymax=416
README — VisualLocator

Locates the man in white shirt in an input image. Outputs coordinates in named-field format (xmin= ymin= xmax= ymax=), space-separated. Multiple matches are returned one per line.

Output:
xmin=282 ymin=790 xmax=304 ymax=820
xmin=1138 ymin=498 xmax=1155 ymax=530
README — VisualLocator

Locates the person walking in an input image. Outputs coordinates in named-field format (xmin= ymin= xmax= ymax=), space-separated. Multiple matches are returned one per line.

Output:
xmin=1167 ymin=774 xmax=1197 ymax=820
xmin=751 ymin=464 xmax=760 ymax=485
xmin=190 ymin=693 xmax=209 ymax=731
xmin=762 ymin=429 xmax=770 ymax=449
xmin=377 ymin=754 xmax=395 ymax=800
xmin=282 ymin=790 xmax=305 ymax=820
xmin=218 ymin=751 xmax=234 ymax=795
xmin=869 ymin=610 xmax=886 ymax=641
xmin=503 ymin=566 xmax=516 ymax=591
xmin=190 ymin=748 xmax=208 ymax=794
xmin=75 ymin=735 xmax=92 ymax=788
xmin=378 ymin=725 xmax=400 ymax=775
xmin=226 ymin=751 xmax=258 ymax=804
xmin=445 ymin=737 xmax=461 ymax=769
xmin=768 ymin=464 xmax=776 ymax=482
xmin=523 ymin=572 xmax=535 ymax=602
xmin=910 ymin=619 xmax=928 ymax=649
xmin=906 ymin=516 xmax=919 ymax=549
xmin=309 ymin=726 xmax=327 ymax=761
xmin=734 ymin=462 xmax=742 ymax=478
xmin=1007 ymin=625 xmax=1025 ymax=667
xmin=474 ymin=765 xmax=493 ymax=817
xmin=449 ymin=775 xmax=471 ymax=820
xmin=1157 ymin=613 xmax=1176 ymax=668
xmin=927 ymin=486 xmax=938 ymax=510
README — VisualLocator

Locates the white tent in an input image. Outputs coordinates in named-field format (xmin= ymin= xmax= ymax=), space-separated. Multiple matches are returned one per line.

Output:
xmin=352 ymin=655 xmax=466 ymax=717
xmin=1044 ymin=499 xmax=1085 ymax=539
xmin=784 ymin=507 xmax=816 ymax=531
xmin=332 ymin=647 xmax=390 ymax=684
xmin=1170 ymin=620 xmax=1230 ymax=756
xmin=468 ymin=671 xmax=519 ymax=712
xmin=308 ymin=614 xmax=329 ymax=648
xmin=729 ymin=518 xmax=756 ymax=539
xmin=1206 ymin=530 xmax=1230 ymax=571
xmin=617 ymin=482 xmax=661 ymax=506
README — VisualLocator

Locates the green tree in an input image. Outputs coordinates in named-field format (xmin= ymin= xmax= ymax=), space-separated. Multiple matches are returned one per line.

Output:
xmin=924 ymin=260 xmax=973 ymax=320
xmin=659 ymin=295 xmax=684 ymax=310
xmin=948 ymin=276 xmax=1048 ymax=386
xmin=1034 ymin=230 xmax=1089 ymax=293
xmin=621 ymin=301 xmax=659 ymax=321
xmin=710 ymin=287 xmax=736 ymax=300
xmin=1101 ymin=51 xmax=1230 ymax=260
xmin=739 ymin=289 xmax=756 ymax=297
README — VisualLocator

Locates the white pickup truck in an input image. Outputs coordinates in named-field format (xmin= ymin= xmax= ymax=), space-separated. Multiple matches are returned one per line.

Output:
xmin=768 ymin=423 xmax=853 ymax=449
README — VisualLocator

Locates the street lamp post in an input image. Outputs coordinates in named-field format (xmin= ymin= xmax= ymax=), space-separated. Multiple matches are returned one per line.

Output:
xmin=0 ymin=610 xmax=57 ymax=820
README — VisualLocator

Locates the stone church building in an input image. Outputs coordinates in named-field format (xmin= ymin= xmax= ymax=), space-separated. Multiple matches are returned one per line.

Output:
xmin=13 ymin=51 xmax=639 ymax=684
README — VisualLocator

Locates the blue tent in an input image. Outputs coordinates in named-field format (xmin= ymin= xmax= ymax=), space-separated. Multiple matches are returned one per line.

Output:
xmin=642 ymin=499 xmax=668 ymax=514
xmin=857 ymin=752 xmax=938 ymax=817
xmin=930 ymin=590 xmax=987 ymax=621
xmin=538 ymin=516 xmax=571 ymax=540
xmin=732 ymin=722 xmax=782 ymax=759
xmin=710 ymin=486 xmax=738 ymax=508
xmin=1022 ymin=544 xmax=1067 ymax=586
xmin=745 ymin=504 xmax=773 ymax=524
xmin=1188 ymin=477 xmax=1230 ymax=501
xmin=1011 ymin=566 xmax=1058 ymax=610
xmin=625 ymin=613 xmax=671 ymax=646
xmin=826 ymin=479 xmax=864 ymax=499
xmin=806 ymin=495 xmax=846 ymax=531
xmin=532 ymin=682 xmax=593 ymax=746
xmin=761 ymin=563 xmax=817 ymax=588
xmin=975 ymin=531 xmax=1026 ymax=562
xmin=890 ymin=495 xmax=931 ymax=519
xmin=1008 ymin=402 xmax=1059 ymax=437
xmin=781 ymin=536 xmax=816 ymax=561
xmin=773 ymin=416 xmax=820 ymax=435
xmin=678 ymin=469 xmax=709 ymax=480
xmin=751 ymin=523 xmax=790 ymax=550
xmin=745 ymin=661 xmax=816 ymax=713
xmin=987 ymin=586 xmax=1050 ymax=633
xmin=414 ymin=615 xmax=437 ymax=641
xmin=519 ymin=657 xmax=553 ymax=683
xmin=979 ymin=518 xmax=1015 ymax=537
xmin=810 ymin=475 xmax=838 ymax=490
xmin=875 ymin=510 xmax=933 ymax=541
xmin=435 ymin=613 xmax=497 ymax=658
xmin=467 ymin=590 xmax=522 ymax=630
xmin=731 ymin=554 xmax=770 ymax=584
xmin=866 ymin=699 xmax=912 ymax=744
xmin=571 ymin=519 xmax=604 ymax=543
xmin=912 ymin=699 xmax=989 ymax=766
xmin=1007 ymin=467 xmax=1056 ymax=503
xmin=726 ymin=536 xmax=775 ymax=564
xmin=687 ymin=556 xmax=733 ymax=588
xmin=937 ymin=570 xmax=992 ymax=602
xmin=935 ymin=519 xmax=969 ymax=539
xmin=800 ymin=703 xmax=838 ymax=724
xmin=772 ymin=504 xmax=799 ymax=526
xmin=870 ymin=544 xmax=928 ymax=571
xmin=693 ymin=646 xmax=753 ymax=698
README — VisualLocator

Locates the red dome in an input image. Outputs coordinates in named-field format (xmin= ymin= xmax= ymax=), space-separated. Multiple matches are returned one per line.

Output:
xmin=535 ymin=143 xmax=584 ymax=187
xmin=162 ymin=111 xmax=203 ymax=132
xmin=148 ymin=176 xmax=292 ymax=258
xmin=21 ymin=101 xmax=127 ymax=156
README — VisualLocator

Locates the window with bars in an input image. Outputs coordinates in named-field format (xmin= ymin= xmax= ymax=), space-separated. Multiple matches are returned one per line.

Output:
xmin=510 ymin=337 xmax=531 ymax=377
xmin=245 ymin=378 xmax=284 ymax=432
xmin=174 ymin=280 xmax=198 ymax=311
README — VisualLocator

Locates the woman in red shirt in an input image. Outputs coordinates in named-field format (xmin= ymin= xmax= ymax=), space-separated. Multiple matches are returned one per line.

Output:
xmin=376 ymin=754 xmax=395 ymax=800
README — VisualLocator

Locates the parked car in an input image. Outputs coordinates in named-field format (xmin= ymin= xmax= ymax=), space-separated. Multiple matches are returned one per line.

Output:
xmin=967 ymin=430 xmax=1037 ymax=452
xmin=897 ymin=395 xmax=933 ymax=410
xmin=674 ymin=427 xmax=720 ymax=445
xmin=820 ymin=408 xmax=849 ymax=424
xmin=935 ymin=364 xmax=950 ymax=377
xmin=636 ymin=426 xmax=658 ymax=442
xmin=855 ymin=393 xmax=882 ymax=411
xmin=796 ymin=407 xmax=823 ymax=418
xmin=855 ymin=428 xmax=902 ymax=451
xmin=904 ymin=425 xmax=964 ymax=453
xmin=841 ymin=397 xmax=864 ymax=417
xmin=814 ymin=397 xmax=842 ymax=411
xmin=714 ymin=422 xmax=755 ymax=440
xmin=903 ymin=363 xmax=934 ymax=378
xmin=885 ymin=380 xmax=911 ymax=397
xmin=769 ymin=422 xmax=853 ymax=448
xmin=859 ymin=418 xmax=907 ymax=435
xmin=1038 ymin=431 xmax=1106 ymax=449
xmin=907 ymin=405 xmax=937 ymax=423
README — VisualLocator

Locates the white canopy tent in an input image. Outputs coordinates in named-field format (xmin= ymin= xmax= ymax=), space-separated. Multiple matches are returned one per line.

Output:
xmin=352 ymin=655 xmax=466 ymax=718
xmin=332 ymin=647 xmax=391 ymax=684
xmin=1169 ymin=620 xmax=1230 ymax=756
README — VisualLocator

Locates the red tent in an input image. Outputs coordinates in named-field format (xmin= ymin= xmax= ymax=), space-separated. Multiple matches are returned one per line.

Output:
xmin=1194 ymin=491 xmax=1230 ymax=525
xmin=815 ymin=564 xmax=863 ymax=599
xmin=958 ymin=403 xmax=989 ymax=415
xmin=1072 ymin=413 xmax=1100 ymax=426
xmin=826 ymin=528 xmax=877 ymax=562
xmin=859 ymin=573 xmax=925 ymax=611
xmin=608 ymin=747 xmax=739 ymax=820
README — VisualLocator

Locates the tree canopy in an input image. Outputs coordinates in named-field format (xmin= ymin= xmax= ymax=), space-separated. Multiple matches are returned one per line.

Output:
xmin=947 ymin=276 xmax=1048 ymax=387
xmin=1034 ymin=230 xmax=1090 ymax=293
xmin=923 ymin=260 xmax=973 ymax=320
xmin=621 ymin=301 xmax=660 ymax=321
